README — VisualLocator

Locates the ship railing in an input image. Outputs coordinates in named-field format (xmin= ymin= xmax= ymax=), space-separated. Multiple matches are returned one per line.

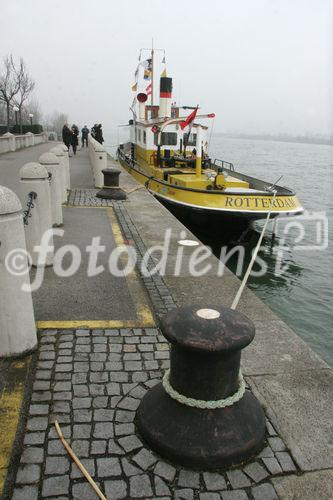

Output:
xmin=212 ymin=159 xmax=235 ymax=172
xmin=117 ymin=146 xmax=135 ymax=167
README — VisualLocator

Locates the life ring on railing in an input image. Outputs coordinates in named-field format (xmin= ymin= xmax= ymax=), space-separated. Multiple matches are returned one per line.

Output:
xmin=150 ymin=152 xmax=157 ymax=166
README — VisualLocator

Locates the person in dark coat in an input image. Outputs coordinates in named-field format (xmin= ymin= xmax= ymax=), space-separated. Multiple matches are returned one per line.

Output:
xmin=71 ymin=124 xmax=79 ymax=155
xmin=91 ymin=124 xmax=97 ymax=140
xmin=95 ymin=123 xmax=104 ymax=145
xmin=81 ymin=125 xmax=89 ymax=147
xmin=62 ymin=123 xmax=72 ymax=151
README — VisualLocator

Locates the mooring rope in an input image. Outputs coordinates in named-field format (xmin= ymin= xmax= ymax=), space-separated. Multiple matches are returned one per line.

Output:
xmin=161 ymin=180 xmax=279 ymax=409
xmin=231 ymin=189 xmax=277 ymax=310
xmin=162 ymin=369 xmax=246 ymax=409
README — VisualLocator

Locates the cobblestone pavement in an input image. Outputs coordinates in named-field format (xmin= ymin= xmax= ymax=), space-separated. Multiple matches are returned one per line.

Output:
xmin=10 ymin=328 xmax=297 ymax=500
xmin=67 ymin=189 xmax=115 ymax=207
xmin=113 ymin=202 xmax=178 ymax=319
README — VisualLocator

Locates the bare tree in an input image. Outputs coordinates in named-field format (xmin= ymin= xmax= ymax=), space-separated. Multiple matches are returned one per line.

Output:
xmin=12 ymin=59 xmax=35 ymax=133
xmin=44 ymin=111 xmax=69 ymax=137
xmin=22 ymin=98 xmax=42 ymax=125
xmin=0 ymin=101 xmax=7 ymax=125
xmin=0 ymin=55 xmax=21 ymax=131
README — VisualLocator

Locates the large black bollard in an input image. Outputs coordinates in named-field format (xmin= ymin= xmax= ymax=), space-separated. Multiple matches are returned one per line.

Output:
xmin=96 ymin=167 xmax=126 ymax=200
xmin=136 ymin=305 xmax=266 ymax=469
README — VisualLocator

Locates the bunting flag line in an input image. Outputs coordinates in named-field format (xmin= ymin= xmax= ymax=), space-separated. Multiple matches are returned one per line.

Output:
xmin=143 ymin=70 xmax=151 ymax=81
xmin=132 ymin=58 xmax=153 ymax=92
xmin=137 ymin=58 xmax=152 ymax=72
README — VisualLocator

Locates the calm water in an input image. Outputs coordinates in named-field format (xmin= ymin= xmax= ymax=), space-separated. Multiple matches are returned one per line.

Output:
xmin=209 ymin=136 xmax=333 ymax=367
xmin=105 ymin=133 xmax=333 ymax=366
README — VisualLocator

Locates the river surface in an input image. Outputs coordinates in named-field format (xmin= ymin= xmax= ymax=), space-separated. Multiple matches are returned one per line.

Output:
xmin=105 ymin=134 xmax=333 ymax=367
xmin=207 ymin=136 xmax=333 ymax=367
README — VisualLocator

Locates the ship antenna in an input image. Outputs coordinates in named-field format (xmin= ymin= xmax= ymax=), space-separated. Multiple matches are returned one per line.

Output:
xmin=208 ymin=114 xmax=215 ymax=153
xmin=151 ymin=38 xmax=154 ymax=107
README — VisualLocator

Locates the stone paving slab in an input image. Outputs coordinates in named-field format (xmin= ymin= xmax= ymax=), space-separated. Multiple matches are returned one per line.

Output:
xmin=249 ymin=369 xmax=333 ymax=471
xmin=8 ymin=327 xmax=296 ymax=500
xmin=67 ymin=146 xmax=95 ymax=188
xmin=272 ymin=469 xmax=333 ymax=499
xmin=242 ymin=320 xmax=327 ymax=376
xmin=31 ymin=207 xmax=137 ymax=322
xmin=162 ymin=276 xmax=277 ymax=323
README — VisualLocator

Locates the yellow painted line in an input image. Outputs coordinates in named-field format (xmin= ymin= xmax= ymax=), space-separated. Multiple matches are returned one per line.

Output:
xmin=106 ymin=208 xmax=155 ymax=327
xmin=0 ymin=357 xmax=31 ymax=497
xmin=36 ymin=319 xmax=153 ymax=329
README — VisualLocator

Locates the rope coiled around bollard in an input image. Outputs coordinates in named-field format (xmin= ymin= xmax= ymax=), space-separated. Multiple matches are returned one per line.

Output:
xmin=162 ymin=369 xmax=246 ymax=409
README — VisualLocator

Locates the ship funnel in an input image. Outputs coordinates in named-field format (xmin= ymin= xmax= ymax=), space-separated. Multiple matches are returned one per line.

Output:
xmin=137 ymin=92 xmax=147 ymax=120
xmin=158 ymin=73 xmax=172 ymax=118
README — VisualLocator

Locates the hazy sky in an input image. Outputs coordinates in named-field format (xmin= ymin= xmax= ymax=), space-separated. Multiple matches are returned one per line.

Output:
xmin=1 ymin=0 xmax=332 ymax=138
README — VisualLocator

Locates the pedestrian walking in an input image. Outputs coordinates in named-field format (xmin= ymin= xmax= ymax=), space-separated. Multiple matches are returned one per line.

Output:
xmin=91 ymin=124 xmax=97 ymax=140
xmin=95 ymin=123 xmax=104 ymax=145
xmin=62 ymin=123 xmax=72 ymax=152
xmin=71 ymin=124 xmax=79 ymax=155
xmin=81 ymin=125 xmax=89 ymax=147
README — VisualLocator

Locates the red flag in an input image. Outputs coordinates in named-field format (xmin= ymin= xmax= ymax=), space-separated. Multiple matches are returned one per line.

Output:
xmin=180 ymin=108 xmax=198 ymax=131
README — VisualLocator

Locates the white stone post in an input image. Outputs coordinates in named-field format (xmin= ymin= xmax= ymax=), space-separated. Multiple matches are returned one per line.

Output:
xmin=49 ymin=146 xmax=67 ymax=202
xmin=19 ymin=163 xmax=54 ymax=267
xmin=25 ymin=132 xmax=34 ymax=147
xmin=39 ymin=152 xmax=63 ymax=226
xmin=88 ymin=135 xmax=94 ymax=175
xmin=88 ymin=136 xmax=107 ymax=188
xmin=60 ymin=144 xmax=70 ymax=190
xmin=0 ymin=186 xmax=37 ymax=357
xmin=2 ymin=132 xmax=16 ymax=152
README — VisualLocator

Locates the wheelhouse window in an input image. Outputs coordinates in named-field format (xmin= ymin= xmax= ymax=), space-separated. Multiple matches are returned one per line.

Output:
xmin=135 ymin=127 xmax=137 ymax=141
xmin=184 ymin=132 xmax=196 ymax=146
xmin=138 ymin=129 xmax=141 ymax=142
xmin=143 ymin=131 xmax=146 ymax=144
xmin=154 ymin=132 xmax=178 ymax=146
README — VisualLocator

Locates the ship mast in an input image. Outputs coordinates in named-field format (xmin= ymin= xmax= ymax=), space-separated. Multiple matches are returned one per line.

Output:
xmin=140 ymin=42 xmax=164 ymax=114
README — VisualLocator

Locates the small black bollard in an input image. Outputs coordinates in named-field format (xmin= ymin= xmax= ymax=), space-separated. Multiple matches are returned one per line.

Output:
xmin=96 ymin=168 xmax=127 ymax=200
xmin=136 ymin=305 xmax=266 ymax=469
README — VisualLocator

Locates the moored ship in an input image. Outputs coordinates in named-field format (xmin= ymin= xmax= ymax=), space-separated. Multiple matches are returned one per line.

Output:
xmin=118 ymin=49 xmax=304 ymax=235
